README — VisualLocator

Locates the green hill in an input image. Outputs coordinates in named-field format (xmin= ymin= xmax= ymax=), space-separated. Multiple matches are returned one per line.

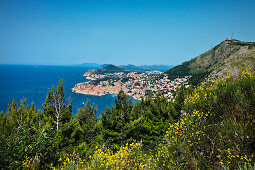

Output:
xmin=97 ymin=64 xmax=126 ymax=74
xmin=165 ymin=38 xmax=255 ymax=86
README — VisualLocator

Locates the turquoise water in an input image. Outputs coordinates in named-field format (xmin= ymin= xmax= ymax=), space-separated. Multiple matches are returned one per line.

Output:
xmin=0 ymin=65 xmax=117 ymax=116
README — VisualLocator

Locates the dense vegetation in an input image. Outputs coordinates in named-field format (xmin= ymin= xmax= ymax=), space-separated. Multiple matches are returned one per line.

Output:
xmin=1 ymin=69 xmax=255 ymax=169
xmin=164 ymin=60 xmax=210 ymax=86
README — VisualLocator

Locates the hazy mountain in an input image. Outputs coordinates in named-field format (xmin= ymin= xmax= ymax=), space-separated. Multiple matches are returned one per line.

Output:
xmin=119 ymin=64 xmax=174 ymax=72
xmin=139 ymin=65 xmax=174 ymax=71
xmin=77 ymin=63 xmax=100 ymax=67
xmin=165 ymin=38 xmax=255 ymax=86
xmin=119 ymin=64 xmax=142 ymax=71
xmin=89 ymin=64 xmax=126 ymax=74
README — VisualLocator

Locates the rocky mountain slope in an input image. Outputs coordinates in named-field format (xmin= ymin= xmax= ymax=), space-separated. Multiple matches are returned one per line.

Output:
xmin=165 ymin=38 xmax=255 ymax=86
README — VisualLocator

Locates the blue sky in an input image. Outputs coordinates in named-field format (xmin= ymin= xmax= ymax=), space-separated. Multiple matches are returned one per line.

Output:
xmin=0 ymin=0 xmax=255 ymax=66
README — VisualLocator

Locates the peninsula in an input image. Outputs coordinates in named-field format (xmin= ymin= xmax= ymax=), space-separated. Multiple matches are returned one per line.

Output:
xmin=72 ymin=64 xmax=190 ymax=100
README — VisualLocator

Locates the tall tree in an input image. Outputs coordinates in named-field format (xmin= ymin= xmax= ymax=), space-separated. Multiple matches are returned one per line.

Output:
xmin=43 ymin=80 xmax=72 ymax=130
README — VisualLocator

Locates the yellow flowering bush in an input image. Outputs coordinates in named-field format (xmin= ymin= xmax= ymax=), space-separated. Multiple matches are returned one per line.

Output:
xmin=56 ymin=141 xmax=157 ymax=170
xmin=156 ymin=110 xmax=210 ymax=169
xmin=22 ymin=155 xmax=40 ymax=170
xmin=158 ymin=68 xmax=255 ymax=169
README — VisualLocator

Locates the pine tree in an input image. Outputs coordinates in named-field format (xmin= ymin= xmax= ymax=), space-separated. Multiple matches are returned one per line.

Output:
xmin=73 ymin=99 xmax=97 ymax=142
xmin=101 ymin=90 xmax=132 ymax=148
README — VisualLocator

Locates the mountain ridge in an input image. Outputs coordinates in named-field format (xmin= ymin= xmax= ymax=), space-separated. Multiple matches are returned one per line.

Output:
xmin=165 ymin=38 xmax=255 ymax=86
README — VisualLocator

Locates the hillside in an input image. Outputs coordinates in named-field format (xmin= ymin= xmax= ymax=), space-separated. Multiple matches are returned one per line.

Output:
xmin=85 ymin=64 xmax=126 ymax=75
xmin=77 ymin=63 xmax=100 ymax=67
xmin=5 ymin=69 xmax=255 ymax=169
xmin=165 ymin=38 xmax=255 ymax=85
xmin=119 ymin=64 xmax=141 ymax=72
xmin=98 ymin=64 xmax=125 ymax=73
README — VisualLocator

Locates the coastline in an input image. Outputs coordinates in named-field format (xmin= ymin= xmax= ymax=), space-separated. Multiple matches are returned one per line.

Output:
xmin=71 ymin=86 xmax=142 ymax=100
xmin=71 ymin=87 xmax=120 ymax=97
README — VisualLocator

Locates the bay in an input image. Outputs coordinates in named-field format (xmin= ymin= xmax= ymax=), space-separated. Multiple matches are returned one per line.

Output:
xmin=0 ymin=64 xmax=117 ymax=116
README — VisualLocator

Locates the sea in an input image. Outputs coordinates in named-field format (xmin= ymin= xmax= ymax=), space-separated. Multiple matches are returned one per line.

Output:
xmin=0 ymin=64 xmax=119 ymax=116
